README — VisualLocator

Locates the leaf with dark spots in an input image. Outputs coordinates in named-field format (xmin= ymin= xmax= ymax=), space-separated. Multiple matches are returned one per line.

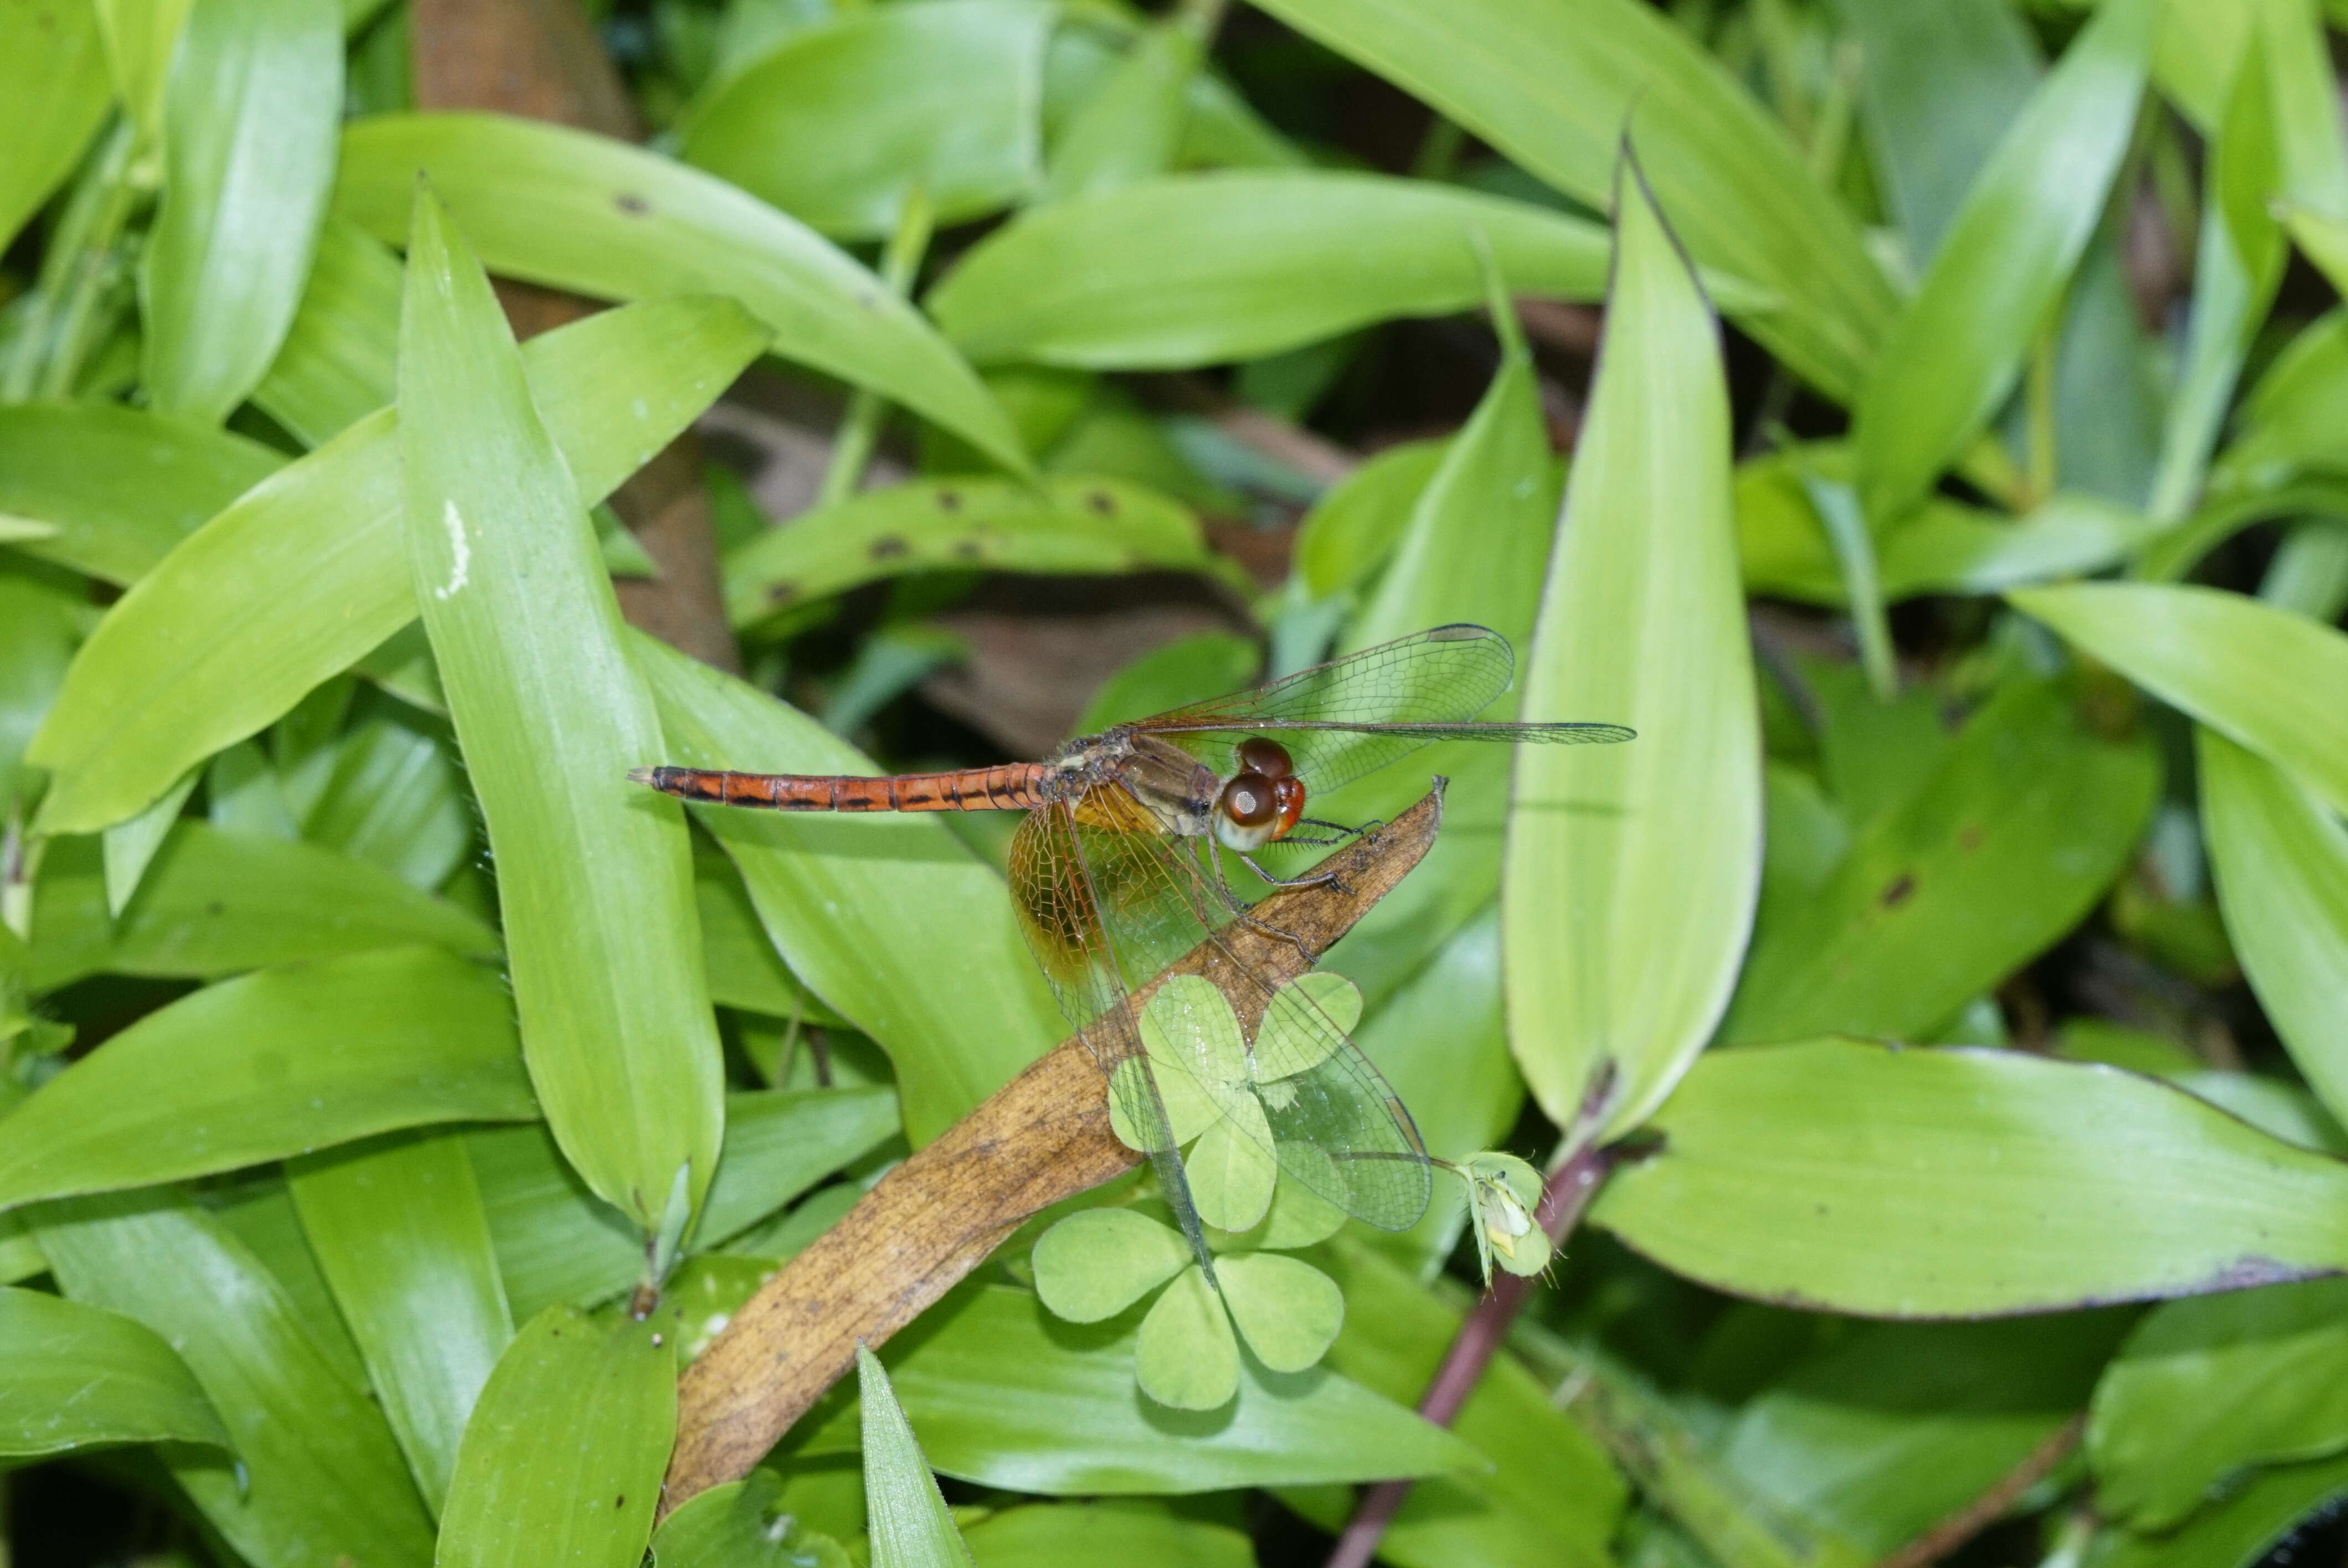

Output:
xmin=1880 ymin=873 xmax=1916 ymax=909
xmin=868 ymin=535 xmax=910 ymax=560
xmin=613 ymin=192 xmax=649 ymax=215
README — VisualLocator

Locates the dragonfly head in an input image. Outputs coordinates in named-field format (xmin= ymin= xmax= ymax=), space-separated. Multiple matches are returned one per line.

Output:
xmin=1212 ymin=738 xmax=1306 ymax=850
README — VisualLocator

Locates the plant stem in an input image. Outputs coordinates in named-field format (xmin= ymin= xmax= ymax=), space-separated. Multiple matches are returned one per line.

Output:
xmin=816 ymin=188 xmax=934 ymax=507
xmin=1873 ymin=1414 xmax=2087 ymax=1568
xmin=2 ymin=117 xmax=139 ymax=405
xmin=1323 ymin=1139 xmax=1616 ymax=1568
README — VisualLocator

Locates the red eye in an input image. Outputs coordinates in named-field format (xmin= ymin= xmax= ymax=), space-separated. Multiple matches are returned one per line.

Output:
xmin=1270 ymin=777 xmax=1306 ymax=840
xmin=1237 ymin=737 xmax=1293 ymax=780
xmin=1219 ymin=770 xmax=1276 ymax=826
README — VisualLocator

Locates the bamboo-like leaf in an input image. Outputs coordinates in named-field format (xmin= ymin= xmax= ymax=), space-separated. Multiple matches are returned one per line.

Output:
xmin=682 ymin=0 xmax=1051 ymax=239
xmin=33 ymin=1190 xmax=438 ymax=1566
xmin=858 ymin=1343 xmax=977 ymax=1568
xmin=2010 ymin=582 xmax=2348 ymax=814
xmin=651 ymin=1469 xmax=853 ymax=1567
xmin=93 ymin=0 xmax=195 ymax=142
xmin=140 ymin=0 xmax=342 ymax=423
xmin=722 ymin=476 xmax=1215 ymax=628
xmin=1243 ymin=0 xmax=1892 ymax=398
xmin=633 ymin=631 xmax=1060 ymax=1143
xmin=0 ymin=0 xmax=114 ymax=251
xmin=335 ymin=112 xmax=1026 ymax=472
xmin=1852 ymin=0 xmax=2154 ymax=525
xmin=927 ymin=171 xmax=1620 ymax=369
xmin=2200 ymin=730 xmax=2348 ymax=1128
xmin=0 ymin=946 xmax=532 ymax=1210
xmin=1502 ymin=157 xmax=1759 ymax=1144
xmin=30 ymin=295 xmax=768 ymax=836
xmin=436 ymin=1306 xmax=674 ymax=1568
xmin=1590 ymin=1039 xmax=2348 ymax=1316
xmin=398 ymin=188 xmax=723 ymax=1232
xmin=252 ymin=214 xmax=405 ymax=447
xmin=0 ymin=1285 xmax=230 ymax=1458
xmin=287 ymin=1131 xmax=515 ymax=1516
xmin=1044 ymin=19 xmax=1199 ymax=201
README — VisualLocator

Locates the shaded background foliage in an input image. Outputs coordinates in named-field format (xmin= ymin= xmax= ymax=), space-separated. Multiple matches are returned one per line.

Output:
xmin=4 ymin=0 xmax=2348 ymax=1564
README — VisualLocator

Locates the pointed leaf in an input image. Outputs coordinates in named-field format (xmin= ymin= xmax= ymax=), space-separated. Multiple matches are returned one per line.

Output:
xmin=252 ymin=213 xmax=406 ymax=446
xmin=0 ymin=1285 xmax=229 ymax=1458
xmin=2011 ymin=582 xmax=2348 ymax=814
xmin=336 ymin=112 xmax=1026 ymax=471
xmin=858 ymin=1343 xmax=977 ymax=1568
xmin=1045 ymin=20 xmax=1199 ymax=201
xmin=30 ymin=295 xmax=770 ymax=835
xmin=141 ymin=0 xmax=342 ymax=423
xmin=0 ymin=946 xmax=533 ymax=1210
xmin=437 ymin=1306 xmax=674 ymax=1568
xmin=0 ymin=0 xmax=112 ymax=251
xmin=1503 ymin=159 xmax=1759 ymax=1142
xmin=1591 ymin=1039 xmax=2348 ymax=1316
xmin=287 ymin=1131 xmax=514 ymax=1515
xmin=397 ymin=189 xmax=723 ymax=1230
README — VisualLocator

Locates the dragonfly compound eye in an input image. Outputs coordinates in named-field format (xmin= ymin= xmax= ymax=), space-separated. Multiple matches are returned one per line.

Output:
xmin=1219 ymin=771 xmax=1278 ymax=827
xmin=1235 ymin=736 xmax=1294 ymax=779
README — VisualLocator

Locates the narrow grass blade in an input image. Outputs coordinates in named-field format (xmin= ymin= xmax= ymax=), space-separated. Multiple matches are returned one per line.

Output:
xmin=336 ymin=112 xmax=1026 ymax=472
xmin=0 ymin=1285 xmax=229 ymax=1458
xmin=1503 ymin=155 xmax=1760 ymax=1144
xmin=288 ymin=1131 xmax=515 ymax=1515
xmin=437 ymin=1306 xmax=674 ymax=1568
xmin=0 ymin=0 xmax=113 ymax=251
xmin=0 ymin=946 xmax=532 ymax=1209
xmin=858 ymin=1343 xmax=977 ymax=1568
xmin=1852 ymin=0 xmax=2154 ymax=524
xmin=140 ymin=0 xmax=342 ymax=423
xmin=398 ymin=188 xmax=723 ymax=1231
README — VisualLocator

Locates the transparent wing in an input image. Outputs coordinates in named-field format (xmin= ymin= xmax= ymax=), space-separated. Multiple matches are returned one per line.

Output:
xmin=1137 ymin=623 xmax=1630 ymax=796
xmin=1011 ymin=785 xmax=1432 ymax=1232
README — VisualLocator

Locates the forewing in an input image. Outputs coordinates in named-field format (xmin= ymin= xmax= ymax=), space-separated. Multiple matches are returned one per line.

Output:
xmin=1144 ymin=623 xmax=1620 ymax=795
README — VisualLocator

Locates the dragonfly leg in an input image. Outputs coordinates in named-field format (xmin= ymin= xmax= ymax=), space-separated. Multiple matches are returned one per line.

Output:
xmin=1198 ymin=839 xmax=1321 ymax=966
xmin=1238 ymin=850 xmax=1353 ymax=899
xmin=1280 ymin=816 xmax=1372 ymax=847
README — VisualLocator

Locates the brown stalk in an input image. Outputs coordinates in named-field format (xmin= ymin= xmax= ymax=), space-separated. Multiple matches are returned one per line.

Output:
xmin=660 ymin=785 xmax=1448 ymax=1514
xmin=1325 ymin=1134 xmax=1617 ymax=1568
xmin=1871 ymin=1413 xmax=2088 ymax=1568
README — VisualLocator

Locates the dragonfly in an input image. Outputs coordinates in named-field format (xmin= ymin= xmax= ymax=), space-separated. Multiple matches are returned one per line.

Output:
xmin=632 ymin=623 xmax=1633 ymax=1268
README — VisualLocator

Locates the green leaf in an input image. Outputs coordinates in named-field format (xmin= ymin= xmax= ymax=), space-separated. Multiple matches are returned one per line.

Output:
xmin=858 ymin=1343 xmax=977 ymax=1567
xmin=1245 ymin=0 xmax=1893 ymax=399
xmin=437 ymin=1306 xmax=675 ymax=1568
xmin=682 ymin=0 xmax=1049 ymax=240
xmin=1032 ymin=1208 xmax=1192 ymax=1324
xmin=2199 ymin=731 xmax=2348 ymax=1127
xmin=695 ymin=850 xmax=842 ymax=1023
xmin=0 ymin=0 xmax=114 ymax=251
xmin=634 ymin=630 xmax=1060 ymax=1142
xmin=398 ymin=188 xmax=724 ymax=1232
xmin=1294 ymin=439 xmax=1443 ymax=600
xmin=961 ymin=1503 xmax=1253 ymax=1568
xmin=1044 ymin=19 xmax=1199 ymax=201
xmin=723 ymin=476 xmax=1214 ymax=628
xmin=287 ymin=1131 xmax=514 ymax=1516
xmin=1721 ymin=680 xmax=2158 ymax=1045
xmin=1590 ymin=1039 xmax=2348 ymax=1316
xmin=94 ymin=0 xmax=196 ymax=143
xmin=1134 ymin=1265 xmax=1239 ymax=1410
xmin=1716 ymin=1314 xmax=2126 ymax=1556
xmin=300 ymin=714 xmax=473 ymax=891
xmin=1074 ymin=631 xmax=1259 ymax=734
xmin=1310 ymin=1237 xmax=1625 ymax=1568
xmin=30 ymin=294 xmax=771 ymax=836
xmin=2090 ymin=1279 xmax=2348 ymax=1530
xmin=927 ymin=171 xmax=1618 ymax=369
xmin=29 ymin=823 xmax=498 ymax=993
xmin=102 ymin=768 xmax=198 ymax=915
xmin=790 ymin=1285 xmax=1477 ymax=1492
xmin=2010 ymin=582 xmax=2348 ymax=814
xmin=652 ymin=1469 xmax=852 ymax=1568
xmin=475 ymin=1088 xmax=897 ymax=1321
xmin=33 ymin=1189 xmax=438 ymax=1567
xmin=140 ymin=0 xmax=343 ymax=424
xmin=0 ymin=404 xmax=285 ymax=585
xmin=1852 ymin=0 xmax=2154 ymax=525
xmin=1214 ymin=1251 xmax=1342 ymax=1374
xmin=0 ymin=946 xmax=532 ymax=1210
xmin=1503 ymin=158 xmax=1759 ymax=1143
xmin=335 ymin=111 xmax=1027 ymax=472
xmin=0 ymin=1285 xmax=230 ymax=1458
xmin=2093 ymin=1451 xmax=2348 ymax=1568
xmin=2212 ymin=309 xmax=2348 ymax=491
xmin=252 ymin=214 xmax=405 ymax=446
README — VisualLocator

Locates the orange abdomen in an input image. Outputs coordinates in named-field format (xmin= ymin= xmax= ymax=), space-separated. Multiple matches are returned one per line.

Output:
xmin=634 ymin=763 xmax=1051 ymax=812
